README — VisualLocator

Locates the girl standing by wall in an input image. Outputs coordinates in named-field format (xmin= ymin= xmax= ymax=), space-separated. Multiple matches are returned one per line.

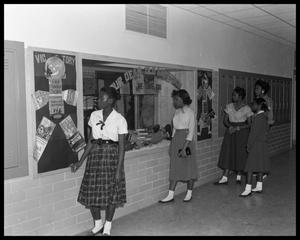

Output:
xmin=159 ymin=89 xmax=197 ymax=203
xmin=240 ymin=98 xmax=270 ymax=197
xmin=254 ymin=79 xmax=274 ymax=180
xmin=215 ymin=87 xmax=253 ymax=185
xmin=71 ymin=87 xmax=128 ymax=236
xmin=254 ymin=79 xmax=274 ymax=127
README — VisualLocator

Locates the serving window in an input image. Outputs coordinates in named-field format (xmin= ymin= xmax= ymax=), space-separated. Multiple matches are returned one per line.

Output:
xmin=82 ymin=59 xmax=186 ymax=151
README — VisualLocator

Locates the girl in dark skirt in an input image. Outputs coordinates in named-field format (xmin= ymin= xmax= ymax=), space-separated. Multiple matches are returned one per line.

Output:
xmin=254 ymin=80 xmax=274 ymax=180
xmin=240 ymin=98 xmax=270 ymax=197
xmin=71 ymin=87 xmax=128 ymax=235
xmin=215 ymin=87 xmax=253 ymax=185
xmin=159 ymin=89 xmax=197 ymax=203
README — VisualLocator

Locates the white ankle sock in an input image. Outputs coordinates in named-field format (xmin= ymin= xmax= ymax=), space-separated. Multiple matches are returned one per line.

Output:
xmin=236 ymin=175 xmax=241 ymax=181
xmin=241 ymin=184 xmax=252 ymax=196
xmin=160 ymin=190 xmax=174 ymax=202
xmin=92 ymin=219 xmax=103 ymax=234
xmin=252 ymin=181 xmax=263 ymax=191
xmin=219 ymin=176 xmax=228 ymax=183
xmin=184 ymin=190 xmax=192 ymax=201
xmin=263 ymin=174 xmax=267 ymax=179
xmin=103 ymin=221 xmax=112 ymax=235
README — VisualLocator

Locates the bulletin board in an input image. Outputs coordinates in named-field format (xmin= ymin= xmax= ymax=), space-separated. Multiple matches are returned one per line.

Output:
xmin=33 ymin=51 xmax=79 ymax=174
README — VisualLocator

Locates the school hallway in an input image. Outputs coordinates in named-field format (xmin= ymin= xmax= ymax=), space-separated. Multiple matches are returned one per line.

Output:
xmin=79 ymin=149 xmax=296 ymax=236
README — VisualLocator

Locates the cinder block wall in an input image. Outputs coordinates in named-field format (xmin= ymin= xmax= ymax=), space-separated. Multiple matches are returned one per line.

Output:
xmin=4 ymin=72 xmax=291 ymax=236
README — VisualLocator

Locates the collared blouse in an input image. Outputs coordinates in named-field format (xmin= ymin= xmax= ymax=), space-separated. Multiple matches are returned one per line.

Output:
xmin=88 ymin=109 xmax=128 ymax=141
xmin=224 ymin=103 xmax=253 ymax=123
xmin=172 ymin=105 xmax=195 ymax=141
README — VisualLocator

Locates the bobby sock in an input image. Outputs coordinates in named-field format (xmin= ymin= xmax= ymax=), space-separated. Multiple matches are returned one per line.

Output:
xmin=92 ymin=219 xmax=103 ymax=234
xmin=184 ymin=190 xmax=192 ymax=201
xmin=252 ymin=181 xmax=263 ymax=191
xmin=160 ymin=190 xmax=174 ymax=202
xmin=236 ymin=175 xmax=241 ymax=181
xmin=103 ymin=221 xmax=112 ymax=235
xmin=219 ymin=176 xmax=228 ymax=183
xmin=241 ymin=184 xmax=252 ymax=196
xmin=263 ymin=174 xmax=267 ymax=180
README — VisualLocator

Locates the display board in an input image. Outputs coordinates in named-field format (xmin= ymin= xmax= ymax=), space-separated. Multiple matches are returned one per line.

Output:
xmin=33 ymin=51 xmax=83 ymax=174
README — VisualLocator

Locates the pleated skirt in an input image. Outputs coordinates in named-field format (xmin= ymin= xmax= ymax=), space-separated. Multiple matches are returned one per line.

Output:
xmin=169 ymin=129 xmax=198 ymax=181
xmin=77 ymin=143 xmax=126 ymax=209
xmin=218 ymin=124 xmax=249 ymax=172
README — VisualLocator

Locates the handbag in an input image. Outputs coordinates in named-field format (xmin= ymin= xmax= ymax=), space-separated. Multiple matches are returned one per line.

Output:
xmin=178 ymin=147 xmax=191 ymax=156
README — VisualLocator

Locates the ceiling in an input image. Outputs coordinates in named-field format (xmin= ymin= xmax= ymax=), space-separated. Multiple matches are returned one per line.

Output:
xmin=172 ymin=4 xmax=295 ymax=47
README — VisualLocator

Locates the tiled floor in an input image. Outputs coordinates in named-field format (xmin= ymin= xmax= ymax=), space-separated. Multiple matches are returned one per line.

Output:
xmin=78 ymin=149 xmax=296 ymax=236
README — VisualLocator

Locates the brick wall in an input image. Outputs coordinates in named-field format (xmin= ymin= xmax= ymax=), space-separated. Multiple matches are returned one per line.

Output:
xmin=268 ymin=123 xmax=291 ymax=156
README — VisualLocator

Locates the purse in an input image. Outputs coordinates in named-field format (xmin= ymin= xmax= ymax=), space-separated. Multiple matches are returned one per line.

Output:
xmin=178 ymin=147 xmax=191 ymax=156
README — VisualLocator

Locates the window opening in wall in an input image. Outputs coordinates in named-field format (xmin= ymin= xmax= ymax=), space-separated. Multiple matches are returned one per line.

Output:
xmin=82 ymin=59 xmax=184 ymax=151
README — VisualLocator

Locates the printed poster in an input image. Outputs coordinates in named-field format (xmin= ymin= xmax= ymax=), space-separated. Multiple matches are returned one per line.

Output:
xmin=63 ymin=89 xmax=78 ymax=106
xmin=32 ymin=90 xmax=49 ymax=110
xmin=48 ymin=78 xmax=64 ymax=118
xmin=33 ymin=117 xmax=56 ymax=162
xmin=197 ymin=70 xmax=215 ymax=141
xmin=60 ymin=115 xmax=86 ymax=152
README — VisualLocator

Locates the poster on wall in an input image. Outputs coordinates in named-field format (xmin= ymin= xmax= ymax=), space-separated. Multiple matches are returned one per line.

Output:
xmin=33 ymin=51 xmax=80 ymax=174
xmin=33 ymin=117 xmax=56 ymax=162
xmin=197 ymin=70 xmax=215 ymax=141
xmin=132 ymin=73 xmax=158 ymax=95
xmin=60 ymin=115 xmax=86 ymax=152
xmin=32 ymin=90 xmax=49 ymax=110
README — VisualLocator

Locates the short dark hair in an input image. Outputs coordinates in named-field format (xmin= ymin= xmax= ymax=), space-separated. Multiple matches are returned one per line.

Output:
xmin=100 ymin=86 xmax=121 ymax=104
xmin=255 ymin=80 xmax=270 ymax=94
xmin=171 ymin=89 xmax=192 ymax=105
xmin=233 ymin=86 xmax=246 ymax=100
xmin=253 ymin=97 xmax=269 ymax=112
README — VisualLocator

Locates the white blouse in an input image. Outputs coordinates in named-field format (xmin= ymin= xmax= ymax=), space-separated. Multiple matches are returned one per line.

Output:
xmin=172 ymin=106 xmax=195 ymax=141
xmin=224 ymin=103 xmax=253 ymax=123
xmin=88 ymin=109 xmax=128 ymax=141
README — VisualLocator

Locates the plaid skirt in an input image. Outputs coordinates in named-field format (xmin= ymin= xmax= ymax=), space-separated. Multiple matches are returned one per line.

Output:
xmin=77 ymin=143 xmax=126 ymax=209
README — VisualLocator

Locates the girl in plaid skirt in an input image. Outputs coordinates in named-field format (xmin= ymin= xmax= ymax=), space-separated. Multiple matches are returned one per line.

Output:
xmin=71 ymin=87 xmax=128 ymax=236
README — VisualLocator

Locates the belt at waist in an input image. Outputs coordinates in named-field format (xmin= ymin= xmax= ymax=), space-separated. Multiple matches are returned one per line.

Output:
xmin=91 ymin=139 xmax=118 ymax=145
xmin=174 ymin=128 xmax=189 ymax=131
xmin=229 ymin=121 xmax=248 ymax=126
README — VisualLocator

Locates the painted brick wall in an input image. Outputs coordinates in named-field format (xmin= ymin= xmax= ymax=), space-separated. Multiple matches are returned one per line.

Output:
xmin=4 ymin=71 xmax=291 ymax=235
xmin=268 ymin=123 xmax=291 ymax=156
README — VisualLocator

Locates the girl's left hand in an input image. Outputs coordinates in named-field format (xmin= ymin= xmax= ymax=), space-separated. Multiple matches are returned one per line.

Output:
xmin=179 ymin=148 xmax=188 ymax=158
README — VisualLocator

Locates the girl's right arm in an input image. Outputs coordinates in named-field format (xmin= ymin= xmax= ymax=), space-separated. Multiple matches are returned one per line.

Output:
xmin=223 ymin=112 xmax=235 ymax=134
